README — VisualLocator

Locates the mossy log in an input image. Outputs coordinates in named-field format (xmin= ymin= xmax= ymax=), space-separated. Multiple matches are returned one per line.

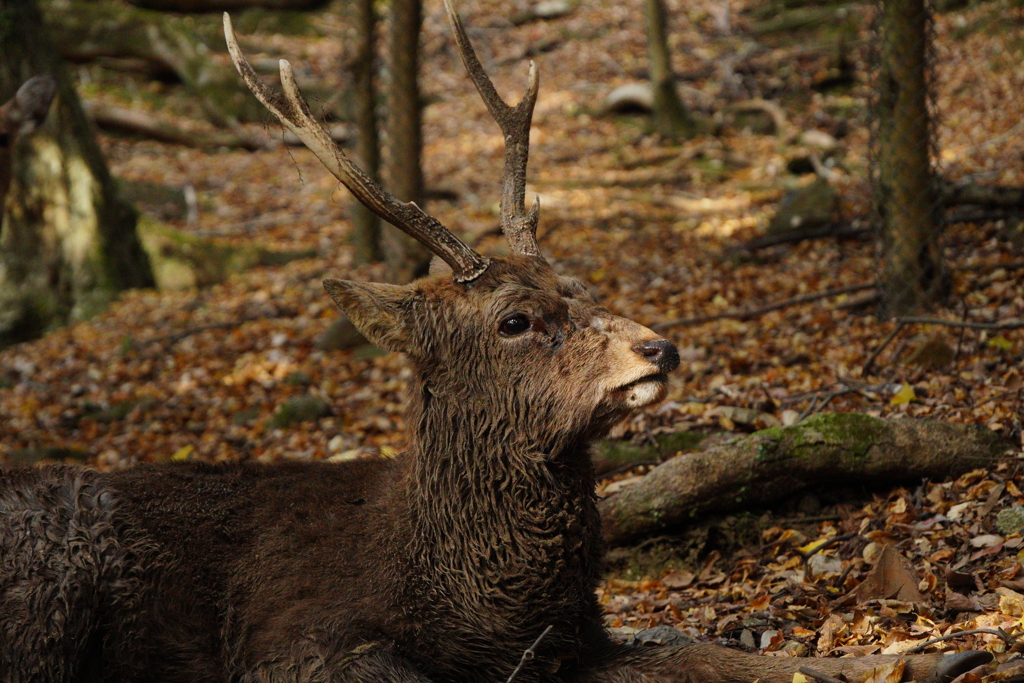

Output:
xmin=599 ymin=413 xmax=1011 ymax=546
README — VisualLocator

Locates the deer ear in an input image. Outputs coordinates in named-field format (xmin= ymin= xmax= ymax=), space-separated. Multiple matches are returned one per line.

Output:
xmin=323 ymin=279 xmax=414 ymax=353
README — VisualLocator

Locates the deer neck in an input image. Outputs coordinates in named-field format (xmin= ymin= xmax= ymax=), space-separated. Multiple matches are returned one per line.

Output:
xmin=398 ymin=379 xmax=604 ymax=614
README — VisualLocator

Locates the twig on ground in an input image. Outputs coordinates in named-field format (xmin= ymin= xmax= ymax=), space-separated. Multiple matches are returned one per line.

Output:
xmin=797 ymin=388 xmax=861 ymax=421
xmin=896 ymin=317 xmax=1024 ymax=331
xmin=835 ymin=290 xmax=880 ymax=311
xmin=955 ymin=259 xmax=1024 ymax=273
xmin=634 ymin=535 xmax=680 ymax=553
xmin=906 ymin=628 xmax=1016 ymax=654
xmin=140 ymin=319 xmax=260 ymax=347
xmin=654 ymin=283 xmax=875 ymax=331
xmin=506 ymin=625 xmax=554 ymax=683
xmin=139 ymin=309 xmax=296 ymax=348
xmin=862 ymin=322 xmax=907 ymax=376
xmin=781 ymin=380 xmax=887 ymax=406
xmin=736 ymin=223 xmax=869 ymax=252
xmin=798 ymin=666 xmax=848 ymax=683
xmin=778 ymin=514 xmax=842 ymax=525
xmin=780 ymin=383 xmax=842 ymax=405
xmin=833 ymin=561 xmax=856 ymax=589
xmin=974 ymin=389 xmax=1024 ymax=410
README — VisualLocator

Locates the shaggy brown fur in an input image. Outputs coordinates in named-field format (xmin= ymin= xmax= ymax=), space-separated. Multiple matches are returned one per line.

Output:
xmin=0 ymin=256 xmax=990 ymax=683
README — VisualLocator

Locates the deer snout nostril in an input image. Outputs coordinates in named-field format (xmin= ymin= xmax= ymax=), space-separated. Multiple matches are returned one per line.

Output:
xmin=633 ymin=339 xmax=680 ymax=374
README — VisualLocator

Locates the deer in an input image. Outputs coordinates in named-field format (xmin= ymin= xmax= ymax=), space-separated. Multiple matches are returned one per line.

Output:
xmin=0 ymin=3 xmax=992 ymax=682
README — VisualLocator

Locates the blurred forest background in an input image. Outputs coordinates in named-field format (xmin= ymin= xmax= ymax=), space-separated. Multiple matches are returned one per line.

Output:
xmin=3 ymin=0 xmax=1024 ymax=664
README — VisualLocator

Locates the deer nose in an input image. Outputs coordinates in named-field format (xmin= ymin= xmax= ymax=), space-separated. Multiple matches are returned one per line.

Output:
xmin=633 ymin=339 xmax=680 ymax=374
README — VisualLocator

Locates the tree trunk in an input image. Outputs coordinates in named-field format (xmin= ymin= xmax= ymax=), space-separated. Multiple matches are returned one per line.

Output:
xmin=0 ymin=0 xmax=154 ymax=348
xmin=645 ymin=0 xmax=696 ymax=140
xmin=349 ymin=0 xmax=383 ymax=265
xmin=599 ymin=413 xmax=1010 ymax=546
xmin=382 ymin=0 xmax=430 ymax=283
xmin=875 ymin=0 xmax=948 ymax=315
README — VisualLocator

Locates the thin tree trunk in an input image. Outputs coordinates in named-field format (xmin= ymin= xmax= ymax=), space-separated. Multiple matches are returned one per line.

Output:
xmin=349 ymin=0 xmax=383 ymax=264
xmin=645 ymin=0 xmax=695 ymax=140
xmin=875 ymin=0 xmax=948 ymax=315
xmin=0 ymin=0 xmax=154 ymax=348
xmin=383 ymin=0 xmax=430 ymax=283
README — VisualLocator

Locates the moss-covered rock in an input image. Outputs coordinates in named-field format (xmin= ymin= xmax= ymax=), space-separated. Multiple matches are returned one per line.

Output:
xmin=997 ymin=507 xmax=1024 ymax=535
xmin=766 ymin=178 xmax=840 ymax=234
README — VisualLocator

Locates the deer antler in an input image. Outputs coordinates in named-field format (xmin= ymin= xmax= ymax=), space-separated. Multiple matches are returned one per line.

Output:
xmin=443 ymin=0 xmax=541 ymax=257
xmin=222 ymin=13 xmax=490 ymax=283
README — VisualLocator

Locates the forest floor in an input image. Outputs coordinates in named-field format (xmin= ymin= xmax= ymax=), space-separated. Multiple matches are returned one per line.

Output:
xmin=3 ymin=0 xmax=1024 ymax=674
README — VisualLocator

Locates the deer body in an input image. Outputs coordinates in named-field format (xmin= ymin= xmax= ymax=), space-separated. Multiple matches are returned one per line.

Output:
xmin=0 ymin=5 xmax=991 ymax=682
xmin=1 ymin=256 xmax=656 ymax=683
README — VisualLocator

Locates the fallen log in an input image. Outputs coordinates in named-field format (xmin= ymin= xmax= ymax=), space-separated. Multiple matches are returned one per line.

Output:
xmin=941 ymin=181 xmax=1024 ymax=209
xmin=85 ymin=101 xmax=349 ymax=150
xmin=599 ymin=413 xmax=1011 ymax=546
xmin=85 ymin=101 xmax=265 ymax=150
xmin=42 ymin=0 xmax=267 ymax=125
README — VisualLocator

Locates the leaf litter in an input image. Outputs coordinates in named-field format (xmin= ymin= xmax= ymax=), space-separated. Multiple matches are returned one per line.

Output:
xmin=3 ymin=0 xmax=1024 ymax=679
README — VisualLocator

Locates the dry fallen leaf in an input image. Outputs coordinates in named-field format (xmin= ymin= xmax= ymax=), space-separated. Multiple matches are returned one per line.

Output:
xmin=850 ymin=545 xmax=926 ymax=604
xmin=662 ymin=570 xmax=696 ymax=590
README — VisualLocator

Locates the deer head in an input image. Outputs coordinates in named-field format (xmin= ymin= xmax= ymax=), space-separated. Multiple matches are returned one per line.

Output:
xmin=223 ymin=3 xmax=679 ymax=453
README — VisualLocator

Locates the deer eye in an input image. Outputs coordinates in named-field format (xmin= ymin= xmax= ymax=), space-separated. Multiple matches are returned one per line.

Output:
xmin=499 ymin=314 xmax=531 ymax=336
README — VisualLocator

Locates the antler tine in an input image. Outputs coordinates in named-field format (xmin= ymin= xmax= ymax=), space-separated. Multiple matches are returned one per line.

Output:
xmin=223 ymin=13 xmax=489 ymax=283
xmin=443 ymin=0 xmax=541 ymax=257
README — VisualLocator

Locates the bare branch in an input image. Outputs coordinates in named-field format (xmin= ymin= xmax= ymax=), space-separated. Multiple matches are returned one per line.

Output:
xmin=506 ymin=625 xmax=553 ymax=683
xmin=798 ymin=666 xmax=847 ymax=683
xmin=653 ymin=283 xmax=875 ymax=331
xmin=896 ymin=316 xmax=1024 ymax=331
xmin=862 ymin=321 xmax=907 ymax=376
xmin=222 ymin=13 xmax=489 ymax=282
xmin=906 ymin=628 xmax=1016 ymax=654
xmin=443 ymin=0 xmax=541 ymax=256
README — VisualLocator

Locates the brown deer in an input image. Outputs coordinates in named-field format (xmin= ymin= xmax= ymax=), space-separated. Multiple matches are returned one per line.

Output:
xmin=0 ymin=4 xmax=990 ymax=682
